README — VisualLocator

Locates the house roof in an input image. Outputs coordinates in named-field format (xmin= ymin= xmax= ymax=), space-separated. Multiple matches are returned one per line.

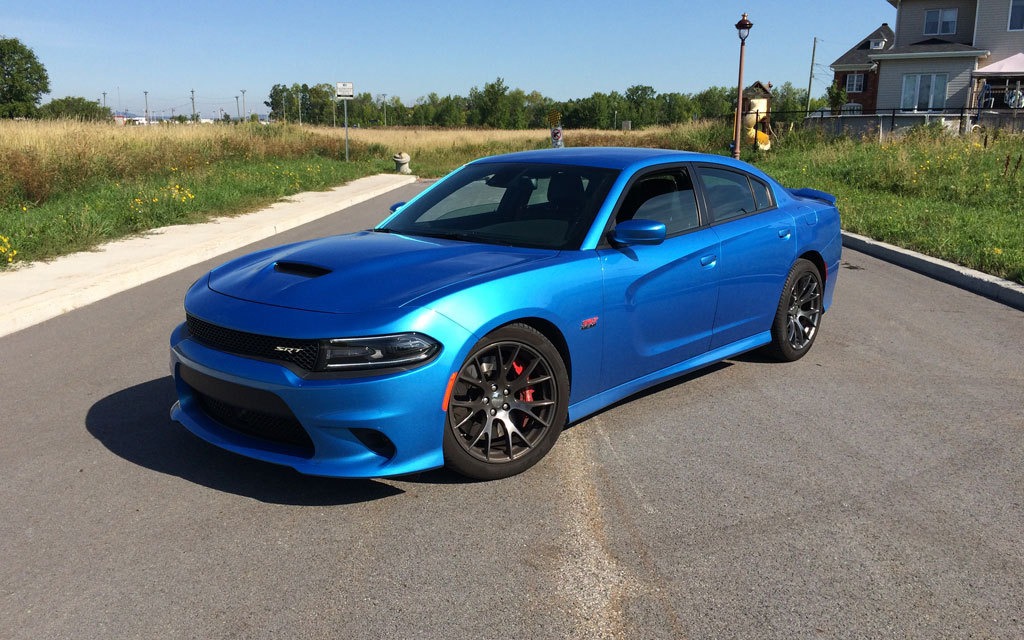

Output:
xmin=831 ymin=23 xmax=895 ymax=69
xmin=974 ymin=52 xmax=1024 ymax=76
xmin=870 ymin=39 xmax=989 ymax=60
xmin=743 ymin=81 xmax=772 ymax=98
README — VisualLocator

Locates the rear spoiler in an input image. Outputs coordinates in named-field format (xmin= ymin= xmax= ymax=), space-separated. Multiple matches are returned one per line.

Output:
xmin=787 ymin=187 xmax=836 ymax=206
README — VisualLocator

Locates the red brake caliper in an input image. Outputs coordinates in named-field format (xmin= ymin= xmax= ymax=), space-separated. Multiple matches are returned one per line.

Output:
xmin=512 ymin=361 xmax=534 ymax=427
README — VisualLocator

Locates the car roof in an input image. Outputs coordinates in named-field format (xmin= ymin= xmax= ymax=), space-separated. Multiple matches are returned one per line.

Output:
xmin=469 ymin=147 xmax=761 ymax=174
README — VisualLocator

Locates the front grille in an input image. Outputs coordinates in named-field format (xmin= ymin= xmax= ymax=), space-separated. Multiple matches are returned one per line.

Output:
xmin=186 ymin=314 xmax=320 ymax=371
xmin=197 ymin=394 xmax=314 ymax=456
xmin=180 ymin=364 xmax=315 ymax=457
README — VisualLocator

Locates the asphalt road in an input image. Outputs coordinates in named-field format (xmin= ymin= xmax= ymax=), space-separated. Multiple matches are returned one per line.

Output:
xmin=2 ymin=184 xmax=1022 ymax=639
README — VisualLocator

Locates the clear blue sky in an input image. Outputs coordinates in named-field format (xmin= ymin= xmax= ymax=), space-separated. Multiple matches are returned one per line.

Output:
xmin=2 ymin=0 xmax=896 ymax=118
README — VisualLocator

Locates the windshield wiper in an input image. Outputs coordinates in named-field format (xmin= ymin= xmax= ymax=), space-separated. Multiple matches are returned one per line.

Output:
xmin=414 ymin=230 xmax=480 ymax=243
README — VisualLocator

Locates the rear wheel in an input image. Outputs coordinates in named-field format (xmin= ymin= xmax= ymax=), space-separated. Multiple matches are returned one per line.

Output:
xmin=767 ymin=258 xmax=823 ymax=362
xmin=443 ymin=324 xmax=568 ymax=480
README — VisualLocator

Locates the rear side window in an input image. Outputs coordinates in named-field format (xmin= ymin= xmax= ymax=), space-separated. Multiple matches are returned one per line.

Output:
xmin=750 ymin=178 xmax=773 ymax=210
xmin=697 ymin=167 xmax=773 ymax=222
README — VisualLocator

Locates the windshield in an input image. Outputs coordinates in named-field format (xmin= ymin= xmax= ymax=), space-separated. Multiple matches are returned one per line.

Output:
xmin=380 ymin=162 xmax=619 ymax=250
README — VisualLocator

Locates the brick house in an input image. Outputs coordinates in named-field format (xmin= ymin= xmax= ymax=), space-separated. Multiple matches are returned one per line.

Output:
xmin=830 ymin=23 xmax=896 ymax=112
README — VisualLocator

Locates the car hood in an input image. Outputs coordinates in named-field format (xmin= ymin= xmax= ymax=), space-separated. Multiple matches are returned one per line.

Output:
xmin=207 ymin=231 xmax=557 ymax=313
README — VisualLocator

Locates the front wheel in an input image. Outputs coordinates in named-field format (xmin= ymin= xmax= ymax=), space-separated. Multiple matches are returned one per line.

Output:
xmin=443 ymin=324 xmax=568 ymax=480
xmin=766 ymin=258 xmax=823 ymax=362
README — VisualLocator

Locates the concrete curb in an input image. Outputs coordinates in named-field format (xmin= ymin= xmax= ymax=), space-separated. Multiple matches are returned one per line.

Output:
xmin=842 ymin=231 xmax=1024 ymax=312
xmin=0 ymin=174 xmax=417 ymax=339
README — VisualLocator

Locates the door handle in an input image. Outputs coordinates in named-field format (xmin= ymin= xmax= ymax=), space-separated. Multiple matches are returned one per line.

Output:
xmin=699 ymin=254 xmax=717 ymax=267
xmin=778 ymin=228 xmax=792 ymax=240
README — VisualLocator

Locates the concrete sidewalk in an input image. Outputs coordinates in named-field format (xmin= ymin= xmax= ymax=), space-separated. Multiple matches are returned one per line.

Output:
xmin=0 ymin=174 xmax=416 ymax=339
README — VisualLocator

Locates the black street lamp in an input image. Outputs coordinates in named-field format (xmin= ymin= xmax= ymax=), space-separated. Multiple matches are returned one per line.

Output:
xmin=733 ymin=13 xmax=753 ymax=160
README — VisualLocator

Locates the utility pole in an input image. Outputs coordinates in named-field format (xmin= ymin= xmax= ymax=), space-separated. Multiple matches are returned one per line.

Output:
xmin=806 ymin=37 xmax=818 ymax=115
xmin=191 ymin=89 xmax=196 ymax=121
xmin=240 ymin=89 xmax=246 ymax=120
xmin=235 ymin=95 xmax=240 ymax=120
xmin=382 ymin=94 xmax=387 ymax=127
xmin=296 ymin=92 xmax=301 ymax=125
xmin=144 ymin=90 xmax=149 ymax=123
xmin=102 ymin=92 xmax=107 ymax=108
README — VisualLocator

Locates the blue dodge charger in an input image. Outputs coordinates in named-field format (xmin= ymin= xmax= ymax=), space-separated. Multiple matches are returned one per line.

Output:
xmin=170 ymin=147 xmax=841 ymax=480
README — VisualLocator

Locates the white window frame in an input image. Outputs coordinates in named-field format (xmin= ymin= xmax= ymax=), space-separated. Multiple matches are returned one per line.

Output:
xmin=900 ymin=73 xmax=948 ymax=111
xmin=870 ymin=39 xmax=886 ymax=49
xmin=845 ymin=73 xmax=865 ymax=93
xmin=1010 ymin=0 xmax=1024 ymax=31
xmin=924 ymin=8 xmax=958 ymax=35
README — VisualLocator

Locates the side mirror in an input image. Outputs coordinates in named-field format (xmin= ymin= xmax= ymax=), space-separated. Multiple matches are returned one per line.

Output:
xmin=389 ymin=201 xmax=406 ymax=213
xmin=610 ymin=219 xmax=666 ymax=246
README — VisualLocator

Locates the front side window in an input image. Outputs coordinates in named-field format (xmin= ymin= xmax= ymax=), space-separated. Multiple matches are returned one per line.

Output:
xmin=846 ymin=73 xmax=865 ymax=93
xmin=1011 ymin=0 xmax=1024 ymax=30
xmin=615 ymin=169 xmax=700 ymax=236
xmin=924 ymin=8 xmax=957 ymax=35
xmin=901 ymin=73 xmax=948 ymax=111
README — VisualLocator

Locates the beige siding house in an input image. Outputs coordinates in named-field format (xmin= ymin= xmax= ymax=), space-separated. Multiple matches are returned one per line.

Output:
xmin=869 ymin=0 xmax=1024 ymax=110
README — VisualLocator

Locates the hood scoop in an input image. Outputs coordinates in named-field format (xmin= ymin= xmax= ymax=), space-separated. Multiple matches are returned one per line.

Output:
xmin=274 ymin=261 xmax=332 ymax=278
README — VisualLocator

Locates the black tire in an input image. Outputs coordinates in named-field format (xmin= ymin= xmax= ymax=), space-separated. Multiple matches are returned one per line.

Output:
xmin=766 ymin=258 xmax=824 ymax=362
xmin=443 ymin=323 xmax=568 ymax=480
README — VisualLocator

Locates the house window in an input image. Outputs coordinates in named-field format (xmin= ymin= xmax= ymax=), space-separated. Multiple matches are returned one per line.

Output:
xmin=924 ymin=8 xmax=957 ymax=35
xmin=846 ymin=73 xmax=865 ymax=93
xmin=870 ymin=39 xmax=886 ymax=49
xmin=901 ymin=73 xmax=948 ymax=111
xmin=1011 ymin=0 xmax=1024 ymax=30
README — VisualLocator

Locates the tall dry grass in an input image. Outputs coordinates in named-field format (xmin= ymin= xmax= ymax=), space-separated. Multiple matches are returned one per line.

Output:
xmin=0 ymin=120 xmax=346 ymax=205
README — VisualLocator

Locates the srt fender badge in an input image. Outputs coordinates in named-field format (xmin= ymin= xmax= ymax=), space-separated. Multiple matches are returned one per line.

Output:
xmin=580 ymin=317 xmax=599 ymax=330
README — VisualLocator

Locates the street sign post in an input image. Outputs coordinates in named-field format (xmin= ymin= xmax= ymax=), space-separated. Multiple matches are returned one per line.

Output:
xmin=548 ymin=109 xmax=563 ymax=148
xmin=336 ymin=82 xmax=354 ymax=161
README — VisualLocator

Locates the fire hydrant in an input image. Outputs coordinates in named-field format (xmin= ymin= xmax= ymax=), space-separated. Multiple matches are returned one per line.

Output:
xmin=393 ymin=152 xmax=411 ymax=175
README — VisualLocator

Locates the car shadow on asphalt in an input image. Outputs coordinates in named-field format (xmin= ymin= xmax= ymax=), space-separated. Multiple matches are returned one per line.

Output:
xmin=85 ymin=376 xmax=406 ymax=505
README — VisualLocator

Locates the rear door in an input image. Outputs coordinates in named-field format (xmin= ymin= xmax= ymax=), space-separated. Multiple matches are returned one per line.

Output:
xmin=694 ymin=165 xmax=796 ymax=349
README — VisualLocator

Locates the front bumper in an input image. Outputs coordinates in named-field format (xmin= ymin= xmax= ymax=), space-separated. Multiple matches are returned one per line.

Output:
xmin=168 ymin=313 xmax=470 ymax=479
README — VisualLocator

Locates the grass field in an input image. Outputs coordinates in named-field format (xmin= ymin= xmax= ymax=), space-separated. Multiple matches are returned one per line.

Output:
xmin=1 ymin=119 xmax=1021 ymax=284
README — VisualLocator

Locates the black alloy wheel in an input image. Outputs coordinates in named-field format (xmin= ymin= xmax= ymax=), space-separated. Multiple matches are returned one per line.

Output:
xmin=443 ymin=324 xmax=568 ymax=480
xmin=768 ymin=258 xmax=824 ymax=362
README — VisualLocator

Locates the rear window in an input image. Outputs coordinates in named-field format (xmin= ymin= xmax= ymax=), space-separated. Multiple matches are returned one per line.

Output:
xmin=697 ymin=167 xmax=774 ymax=222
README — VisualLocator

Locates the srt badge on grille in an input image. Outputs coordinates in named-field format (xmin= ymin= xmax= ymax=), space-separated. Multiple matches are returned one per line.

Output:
xmin=274 ymin=346 xmax=305 ymax=354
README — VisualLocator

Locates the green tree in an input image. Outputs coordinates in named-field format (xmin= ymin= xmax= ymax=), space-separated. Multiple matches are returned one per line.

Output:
xmin=265 ymin=84 xmax=291 ymax=121
xmin=411 ymin=93 xmax=439 ymax=126
xmin=624 ymin=84 xmax=657 ymax=128
xmin=658 ymin=92 xmax=695 ymax=125
xmin=37 ymin=96 xmax=112 ymax=121
xmin=692 ymin=86 xmax=733 ymax=118
xmin=0 ymin=37 xmax=50 ymax=118
xmin=468 ymin=77 xmax=511 ymax=128
xmin=826 ymin=82 xmax=848 ymax=114
xmin=523 ymin=90 xmax=553 ymax=128
xmin=433 ymin=94 xmax=466 ymax=127
xmin=305 ymin=83 xmax=337 ymax=125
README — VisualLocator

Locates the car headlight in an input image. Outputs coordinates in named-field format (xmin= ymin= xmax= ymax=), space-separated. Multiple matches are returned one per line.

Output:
xmin=320 ymin=333 xmax=440 ymax=370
